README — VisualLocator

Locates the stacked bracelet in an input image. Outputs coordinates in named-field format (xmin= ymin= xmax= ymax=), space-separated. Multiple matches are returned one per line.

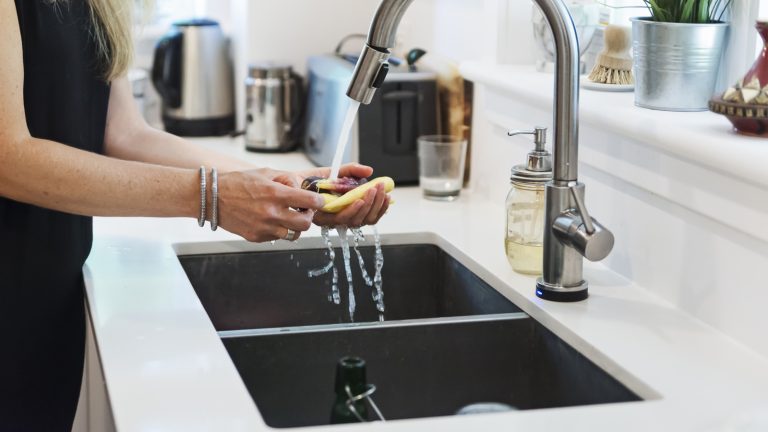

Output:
xmin=198 ymin=166 xmax=206 ymax=227
xmin=210 ymin=167 xmax=219 ymax=231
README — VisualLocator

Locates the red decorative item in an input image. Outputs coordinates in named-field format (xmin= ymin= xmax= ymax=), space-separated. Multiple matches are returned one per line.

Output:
xmin=709 ymin=21 xmax=768 ymax=136
xmin=743 ymin=21 xmax=768 ymax=87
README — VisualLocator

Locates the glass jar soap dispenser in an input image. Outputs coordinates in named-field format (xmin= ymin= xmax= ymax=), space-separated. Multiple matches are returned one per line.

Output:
xmin=505 ymin=127 xmax=552 ymax=275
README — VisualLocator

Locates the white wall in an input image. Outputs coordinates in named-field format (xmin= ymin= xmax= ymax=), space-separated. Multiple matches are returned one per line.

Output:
xmin=230 ymin=0 xmax=418 ymax=129
xmin=240 ymin=0 xmax=381 ymax=74
xmin=429 ymin=0 xmax=535 ymax=64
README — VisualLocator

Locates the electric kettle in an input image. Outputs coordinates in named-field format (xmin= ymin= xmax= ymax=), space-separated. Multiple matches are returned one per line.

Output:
xmin=152 ymin=19 xmax=235 ymax=136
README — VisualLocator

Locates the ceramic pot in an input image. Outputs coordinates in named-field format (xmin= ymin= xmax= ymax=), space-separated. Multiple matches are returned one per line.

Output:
xmin=709 ymin=21 xmax=768 ymax=136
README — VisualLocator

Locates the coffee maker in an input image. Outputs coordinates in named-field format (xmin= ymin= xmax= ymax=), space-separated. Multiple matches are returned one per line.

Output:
xmin=152 ymin=19 xmax=235 ymax=136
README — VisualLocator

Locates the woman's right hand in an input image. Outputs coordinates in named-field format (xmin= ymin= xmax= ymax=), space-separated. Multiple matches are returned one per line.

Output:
xmin=216 ymin=169 xmax=324 ymax=243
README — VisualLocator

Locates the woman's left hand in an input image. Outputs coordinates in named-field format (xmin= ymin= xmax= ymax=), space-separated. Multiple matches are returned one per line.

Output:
xmin=295 ymin=163 xmax=390 ymax=228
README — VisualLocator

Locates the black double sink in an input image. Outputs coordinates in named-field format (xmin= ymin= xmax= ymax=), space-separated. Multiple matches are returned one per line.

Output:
xmin=178 ymin=240 xmax=641 ymax=428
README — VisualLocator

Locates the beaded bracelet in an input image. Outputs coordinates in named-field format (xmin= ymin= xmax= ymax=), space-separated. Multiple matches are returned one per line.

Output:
xmin=210 ymin=167 xmax=219 ymax=231
xmin=198 ymin=166 xmax=206 ymax=227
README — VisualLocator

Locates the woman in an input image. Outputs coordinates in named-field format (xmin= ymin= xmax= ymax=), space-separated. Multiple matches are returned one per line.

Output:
xmin=0 ymin=1 xmax=389 ymax=430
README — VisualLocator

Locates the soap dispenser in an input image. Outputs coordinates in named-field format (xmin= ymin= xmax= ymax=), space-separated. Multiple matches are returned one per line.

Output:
xmin=505 ymin=127 xmax=552 ymax=275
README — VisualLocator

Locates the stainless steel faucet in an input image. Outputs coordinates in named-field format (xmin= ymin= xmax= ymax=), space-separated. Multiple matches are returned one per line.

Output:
xmin=348 ymin=0 xmax=614 ymax=302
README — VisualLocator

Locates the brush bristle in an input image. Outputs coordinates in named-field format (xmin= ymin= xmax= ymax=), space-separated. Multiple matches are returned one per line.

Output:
xmin=587 ymin=25 xmax=634 ymax=86
xmin=588 ymin=64 xmax=634 ymax=85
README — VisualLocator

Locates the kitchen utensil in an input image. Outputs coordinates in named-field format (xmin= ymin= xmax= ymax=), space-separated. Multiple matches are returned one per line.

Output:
xmin=587 ymin=25 xmax=633 ymax=86
xmin=244 ymin=62 xmax=304 ymax=152
xmin=152 ymin=19 xmax=235 ymax=136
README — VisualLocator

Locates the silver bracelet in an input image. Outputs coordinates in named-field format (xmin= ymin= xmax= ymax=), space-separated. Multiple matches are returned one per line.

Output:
xmin=198 ymin=166 xmax=206 ymax=227
xmin=210 ymin=167 xmax=219 ymax=231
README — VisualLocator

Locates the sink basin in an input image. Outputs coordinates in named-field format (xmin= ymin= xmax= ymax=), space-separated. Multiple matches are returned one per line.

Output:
xmin=178 ymin=239 xmax=520 ymax=331
xmin=222 ymin=315 xmax=640 ymax=428
xmin=175 ymin=233 xmax=644 ymax=428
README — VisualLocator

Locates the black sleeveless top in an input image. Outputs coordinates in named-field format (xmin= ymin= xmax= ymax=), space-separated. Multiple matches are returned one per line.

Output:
xmin=1 ymin=1 xmax=110 ymax=429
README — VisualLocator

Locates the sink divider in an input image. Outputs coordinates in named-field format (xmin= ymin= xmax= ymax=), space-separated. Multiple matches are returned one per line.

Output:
xmin=218 ymin=312 xmax=530 ymax=339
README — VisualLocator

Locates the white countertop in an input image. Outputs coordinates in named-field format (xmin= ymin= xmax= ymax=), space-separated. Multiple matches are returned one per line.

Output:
xmin=85 ymin=136 xmax=768 ymax=431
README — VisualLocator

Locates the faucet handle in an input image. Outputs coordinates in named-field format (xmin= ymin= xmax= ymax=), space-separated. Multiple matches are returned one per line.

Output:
xmin=507 ymin=127 xmax=547 ymax=151
xmin=552 ymin=183 xmax=614 ymax=262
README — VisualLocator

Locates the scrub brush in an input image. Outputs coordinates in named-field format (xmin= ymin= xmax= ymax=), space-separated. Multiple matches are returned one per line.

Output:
xmin=588 ymin=25 xmax=634 ymax=85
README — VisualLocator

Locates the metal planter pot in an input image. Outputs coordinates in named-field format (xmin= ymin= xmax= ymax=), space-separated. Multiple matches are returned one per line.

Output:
xmin=632 ymin=18 xmax=729 ymax=112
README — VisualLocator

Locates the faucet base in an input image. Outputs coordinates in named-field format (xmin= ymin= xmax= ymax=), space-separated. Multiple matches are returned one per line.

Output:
xmin=536 ymin=279 xmax=589 ymax=302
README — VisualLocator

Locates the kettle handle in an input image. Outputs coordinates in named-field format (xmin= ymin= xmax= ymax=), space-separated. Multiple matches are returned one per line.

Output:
xmin=287 ymin=71 xmax=306 ymax=147
xmin=151 ymin=30 xmax=183 ymax=109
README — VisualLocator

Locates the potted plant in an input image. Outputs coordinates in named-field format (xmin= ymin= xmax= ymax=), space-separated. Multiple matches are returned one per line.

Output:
xmin=632 ymin=0 xmax=732 ymax=111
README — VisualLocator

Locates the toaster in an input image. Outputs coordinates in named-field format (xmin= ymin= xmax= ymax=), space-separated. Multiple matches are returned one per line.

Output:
xmin=303 ymin=54 xmax=438 ymax=184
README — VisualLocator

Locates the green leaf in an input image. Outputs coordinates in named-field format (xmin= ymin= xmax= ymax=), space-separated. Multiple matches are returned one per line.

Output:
xmin=680 ymin=0 xmax=695 ymax=23
xmin=643 ymin=0 xmax=731 ymax=23
xmin=697 ymin=0 xmax=711 ymax=23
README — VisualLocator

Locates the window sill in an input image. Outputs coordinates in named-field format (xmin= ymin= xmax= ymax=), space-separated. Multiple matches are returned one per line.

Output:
xmin=460 ymin=61 xmax=768 ymax=246
xmin=460 ymin=62 xmax=768 ymax=191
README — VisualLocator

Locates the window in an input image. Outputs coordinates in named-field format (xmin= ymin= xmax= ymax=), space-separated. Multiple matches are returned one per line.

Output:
xmin=760 ymin=1 xmax=768 ymax=55
xmin=146 ymin=0 xmax=209 ymax=26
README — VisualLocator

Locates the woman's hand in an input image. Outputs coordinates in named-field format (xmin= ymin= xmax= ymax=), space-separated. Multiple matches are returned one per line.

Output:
xmin=297 ymin=164 xmax=390 ymax=228
xmin=216 ymin=169 xmax=324 ymax=242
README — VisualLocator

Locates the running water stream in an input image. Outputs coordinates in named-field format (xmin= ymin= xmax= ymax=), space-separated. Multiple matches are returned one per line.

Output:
xmin=307 ymin=97 xmax=384 ymax=321
xmin=308 ymin=226 xmax=385 ymax=322
xmin=328 ymin=100 xmax=361 ymax=180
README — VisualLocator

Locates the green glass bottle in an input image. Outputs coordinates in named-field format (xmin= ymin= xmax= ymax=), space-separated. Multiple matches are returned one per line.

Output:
xmin=330 ymin=356 xmax=369 ymax=424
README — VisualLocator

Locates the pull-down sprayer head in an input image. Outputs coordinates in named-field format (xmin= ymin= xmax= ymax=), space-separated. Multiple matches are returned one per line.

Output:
xmin=346 ymin=0 xmax=414 ymax=104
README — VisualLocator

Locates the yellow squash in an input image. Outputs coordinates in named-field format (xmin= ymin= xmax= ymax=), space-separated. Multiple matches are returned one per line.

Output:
xmin=321 ymin=177 xmax=395 ymax=213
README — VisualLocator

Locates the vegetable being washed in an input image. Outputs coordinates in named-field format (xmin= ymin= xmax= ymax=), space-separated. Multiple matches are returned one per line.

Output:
xmin=302 ymin=176 xmax=395 ymax=213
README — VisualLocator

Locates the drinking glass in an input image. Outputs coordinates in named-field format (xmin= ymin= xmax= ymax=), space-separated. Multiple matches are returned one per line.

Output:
xmin=417 ymin=135 xmax=467 ymax=201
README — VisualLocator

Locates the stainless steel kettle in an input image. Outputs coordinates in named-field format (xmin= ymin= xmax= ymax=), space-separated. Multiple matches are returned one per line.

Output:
xmin=152 ymin=19 xmax=235 ymax=136
xmin=245 ymin=63 xmax=304 ymax=152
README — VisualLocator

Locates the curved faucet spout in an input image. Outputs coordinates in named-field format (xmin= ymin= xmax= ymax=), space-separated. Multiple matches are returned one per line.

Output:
xmin=366 ymin=0 xmax=415 ymax=50
xmin=532 ymin=1 xmax=580 ymax=183
xmin=348 ymin=0 xmax=610 ymax=302
xmin=348 ymin=0 xmax=580 ymax=182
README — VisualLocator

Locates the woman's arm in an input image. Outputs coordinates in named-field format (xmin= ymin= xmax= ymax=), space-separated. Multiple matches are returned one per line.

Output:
xmin=103 ymin=77 xmax=254 ymax=172
xmin=0 ymin=1 xmax=323 ymax=242
xmin=0 ymin=3 xmax=195 ymax=218
xmin=104 ymin=73 xmax=390 ymax=228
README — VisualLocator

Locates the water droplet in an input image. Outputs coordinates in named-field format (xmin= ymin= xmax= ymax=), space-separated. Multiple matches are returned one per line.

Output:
xmin=304 ymin=225 xmax=385 ymax=322
xmin=337 ymin=227 xmax=356 ymax=321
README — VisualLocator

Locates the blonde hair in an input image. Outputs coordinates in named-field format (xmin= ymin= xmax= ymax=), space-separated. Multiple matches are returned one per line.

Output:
xmin=88 ymin=0 xmax=136 ymax=81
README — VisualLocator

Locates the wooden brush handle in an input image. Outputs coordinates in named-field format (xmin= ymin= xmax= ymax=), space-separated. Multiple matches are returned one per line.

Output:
xmin=603 ymin=25 xmax=632 ymax=61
